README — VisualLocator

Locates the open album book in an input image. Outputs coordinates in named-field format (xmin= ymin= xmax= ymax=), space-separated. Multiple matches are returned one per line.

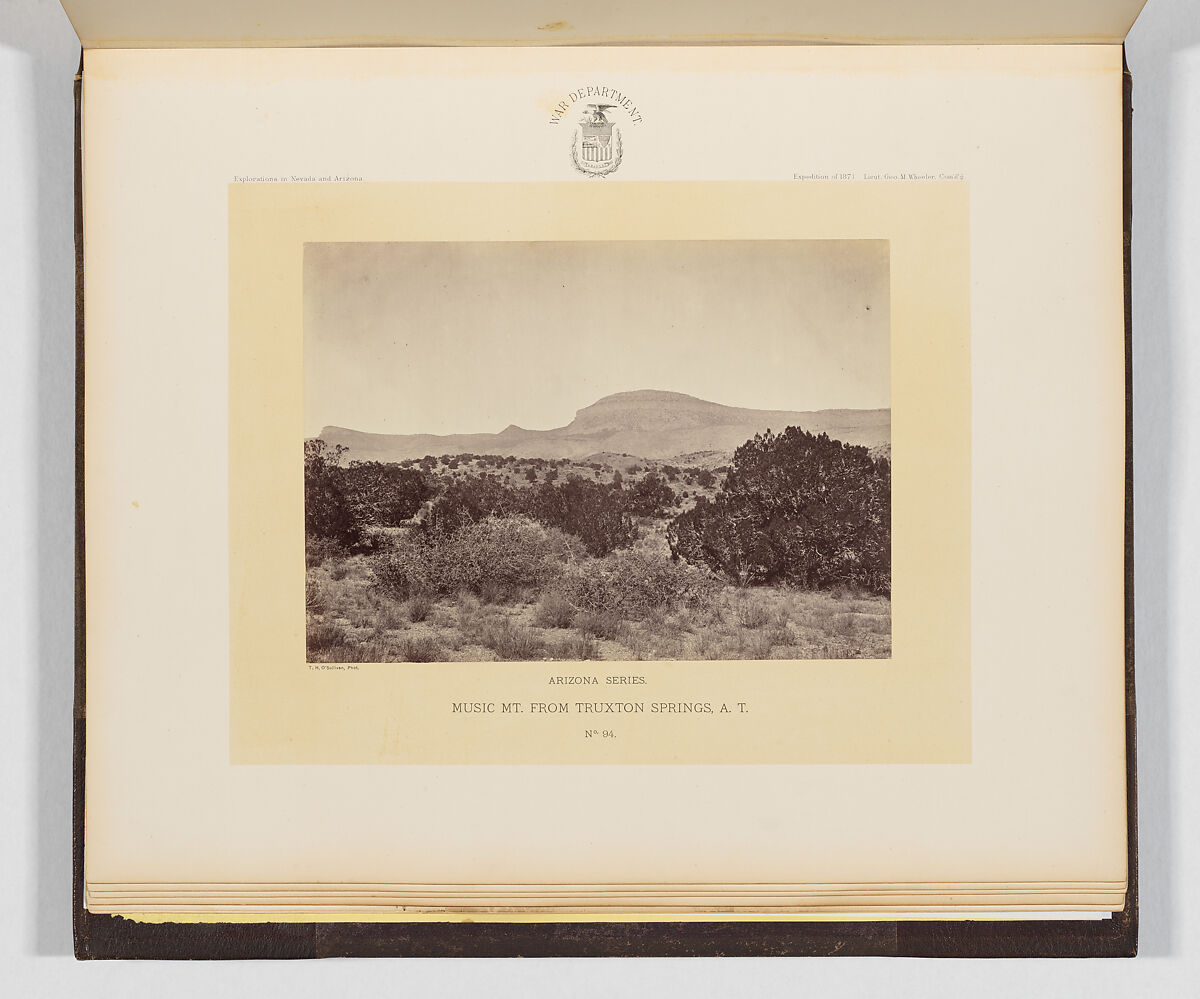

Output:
xmin=69 ymin=0 xmax=1143 ymax=959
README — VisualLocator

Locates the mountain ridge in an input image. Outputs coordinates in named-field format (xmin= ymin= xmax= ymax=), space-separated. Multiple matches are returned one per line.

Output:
xmin=319 ymin=389 xmax=890 ymax=463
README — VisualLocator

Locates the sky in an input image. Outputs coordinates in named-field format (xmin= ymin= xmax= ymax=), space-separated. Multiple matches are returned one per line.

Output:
xmin=303 ymin=239 xmax=889 ymax=438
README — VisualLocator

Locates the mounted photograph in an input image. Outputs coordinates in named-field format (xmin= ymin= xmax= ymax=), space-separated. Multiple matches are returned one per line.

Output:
xmin=304 ymin=239 xmax=891 ymax=663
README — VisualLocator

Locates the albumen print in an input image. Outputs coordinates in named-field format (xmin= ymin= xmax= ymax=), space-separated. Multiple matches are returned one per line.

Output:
xmin=304 ymin=240 xmax=891 ymax=663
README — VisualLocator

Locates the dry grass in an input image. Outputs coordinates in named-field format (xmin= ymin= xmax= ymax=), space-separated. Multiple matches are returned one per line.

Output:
xmin=305 ymin=557 xmax=890 ymax=663
xmin=574 ymin=609 xmax=626 ymax=641
xmin=407 ymin=592 xmax=434 ymax=622
xmin=549 ymin=633 xmax=601 ymax=661
xmin=481 ymin=618 xmax=546 ymax=660
xmin=533 ymin=592 xmax=577 ymax=629
xmin=735 ymin=600 xmax=773 ymax=630
xmin=399 ymin=636 xmax=443 ymax=662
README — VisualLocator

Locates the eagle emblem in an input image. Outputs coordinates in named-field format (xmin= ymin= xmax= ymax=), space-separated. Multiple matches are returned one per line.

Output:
xmin=570 ymin=104 xmax=623 ymax=177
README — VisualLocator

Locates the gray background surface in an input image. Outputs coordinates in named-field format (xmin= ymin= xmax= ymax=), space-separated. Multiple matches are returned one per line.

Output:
xmin=2 ymin=0 xmax=1197 ymax=990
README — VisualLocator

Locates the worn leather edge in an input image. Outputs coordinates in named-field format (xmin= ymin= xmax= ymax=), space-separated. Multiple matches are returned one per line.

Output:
xmin=72 ymin=48 xmax=89 ymax=961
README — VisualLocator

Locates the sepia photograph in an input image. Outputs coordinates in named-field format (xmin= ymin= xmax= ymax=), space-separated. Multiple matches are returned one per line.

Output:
xmin=304 ymin=239 xmax=891 ymax=663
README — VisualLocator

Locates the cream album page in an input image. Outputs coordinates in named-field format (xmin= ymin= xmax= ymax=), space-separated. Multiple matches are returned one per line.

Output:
xmin=82 ymin=45 xmax=1126 ymax=907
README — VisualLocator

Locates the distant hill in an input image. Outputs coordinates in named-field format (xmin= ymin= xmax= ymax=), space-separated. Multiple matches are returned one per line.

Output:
xmin=319 ymin=389 xmax=890 ymax=463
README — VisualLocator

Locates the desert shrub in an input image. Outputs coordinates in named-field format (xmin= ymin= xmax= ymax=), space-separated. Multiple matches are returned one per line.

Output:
xmin=440 ymin=628 xmax=466 ymax=652
xmin=555 ymin=548 xmax=722 ymax=620
xmin=668 ymin=427 xmax=890 ymax=595
xmin=741 ymin=631 xmax=777 ymax=660
xmin=625 ymin=472 xmax=676 ymax=517
xmin=658 ymin=612 xmax=690 ymax=638
xmin=305 ymin=440 xmax=359 ymax=545
xmin=399 ymin=636 xmax=443 ymax=662
xmin=328 ymin=639 xmax=392 ymax=663
xmin=371 ymin=516 xmax=580 ymax=598
xmin=832 ymin=612 xmax=859 ymax=636
xmin=736 ymin=600 xmax=773 ymax=630
xmin=550 ymin=634 xmax=600 ymax=661
xmin=830 ymin=584 xmax=874 ymax=602
xmin=529 ymin=477 xmax=638 ymax=556
xmin=626 ymin=625 xmax=685 ymax=662
xmin=342 ymin=461 xmax=433 ymax=527
xmin=692 ymin=629 xmax=725 ymax=660
xmin=622 ymin=628 xmax=651 ymax=660
xmin=422 ymin=471 xmax=636 ymax=557
xmin=305 ymin=576 xmax=327 ymax=616
xmin=651 ymin=633 xmax=686 ymax=660
xmin=802 ymin=602 xmax=838 ymax=633
xmin=574 ymin=609 xmax=625 ymax=641
xmin=858 ymin=614 xmax=891 ymax=635
xmin=307 ymin=620 xmax=350 ymax=657
xmin=479 ymin=577 xmax=518 ymax=605
xmin=430 ymin=605 xmax=457 ymax=629
xmin=454 ymin=600 xmax=491 ymax=646
xmin=305 ymin=440 xmax=433 ymax=546
xmin=305 ymin=534 xmax=346 ymax=568
xmin=533 ymin=592 xmax=577 ymax=629
xmin=426 ymin=476 xmax=528 ymax=534
xmin=766 ymin=624 xmax=793 ymax=647
xmin=407 ymin=592 xmax=434 ymax=622
xmin=369 ymin=536 xmax=435 ymax=598
xmin=347 ymin=606 xmax=377 ymax=629
xmin=482 ymin=618 xmax=546 ymax=660
xmin=367 ymin=593 xmax=407 ymax=632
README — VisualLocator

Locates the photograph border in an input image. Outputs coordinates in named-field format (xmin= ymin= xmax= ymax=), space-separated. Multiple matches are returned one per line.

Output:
xmin=228 ymin=180 xmax=972 ymax=767
xmin=302 ymin=236 xmax=894 ymax=667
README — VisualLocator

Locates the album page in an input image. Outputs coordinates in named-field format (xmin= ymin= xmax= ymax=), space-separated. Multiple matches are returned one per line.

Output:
xmin=82 ymin=44 xmax=1127 ymax=907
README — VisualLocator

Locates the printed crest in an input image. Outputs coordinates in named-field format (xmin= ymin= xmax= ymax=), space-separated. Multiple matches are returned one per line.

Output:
xmin=571 ymin=104 xmax=623 ymax=177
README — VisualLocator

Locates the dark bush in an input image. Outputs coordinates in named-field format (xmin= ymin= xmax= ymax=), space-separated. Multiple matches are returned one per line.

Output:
xmin=667 ymin=427 xmax=890 ymax=595
xmin=305 ymin=439 xmax=433 ymax=547
xmin=426 ymin=476 xmax=528 ymax=534
xmin=304 ymin=439 xmax=359 ymax=545
xmin=342 ymin=461 xmax=433 ymax=527
xmin=305 ymin=534 xmax=347 ymax=568
xmin=528 ymin=476 xmax=637 ymax=556
xmin=626 ymin=472 xmax=676 ymax=517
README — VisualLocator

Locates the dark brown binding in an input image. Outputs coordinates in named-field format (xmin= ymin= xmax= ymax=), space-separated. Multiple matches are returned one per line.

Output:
xmin=71 ymin=49 xmax=87 ymax=961
xmin=1123 ymin=44 xmax=1140 ymax=956
xmin=71 ymin=51 xmax=1139 ymax=960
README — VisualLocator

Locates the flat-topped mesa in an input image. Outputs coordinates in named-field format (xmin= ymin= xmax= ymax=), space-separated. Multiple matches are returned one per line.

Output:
xmin=569 ymin=389 xmax=741 ymax=433
xmin=316 ymin=390 xmax=890 ymax=463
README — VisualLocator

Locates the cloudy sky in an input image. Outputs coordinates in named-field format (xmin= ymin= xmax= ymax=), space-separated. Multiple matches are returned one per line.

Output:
xmin=304 ymin=239 xmax=889 ymax=438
